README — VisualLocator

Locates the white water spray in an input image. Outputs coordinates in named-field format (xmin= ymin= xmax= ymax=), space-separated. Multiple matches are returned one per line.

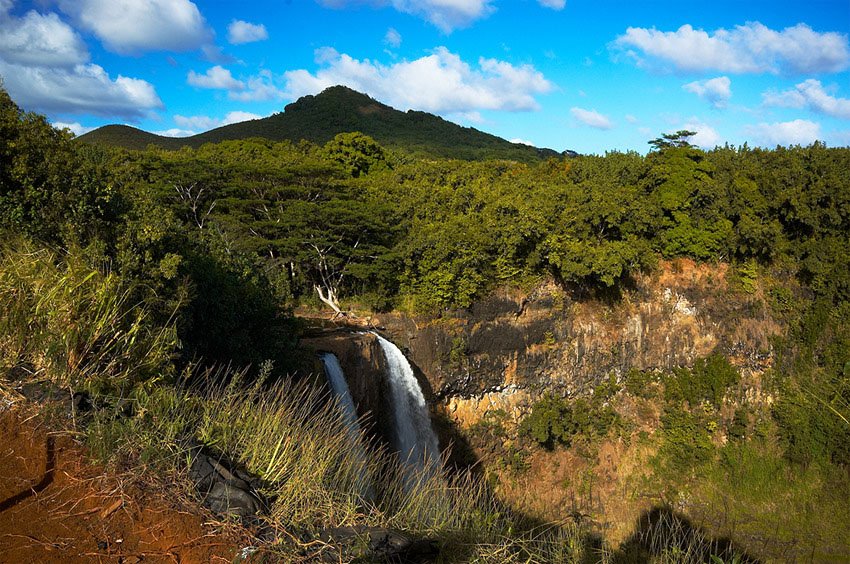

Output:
xmin=372 ymin=332 xmax=440 ymax=471
xmin=320 ymin=352 xmax=374 ymax=500
xmin=320 ymin=352 xmax=361 ymax=434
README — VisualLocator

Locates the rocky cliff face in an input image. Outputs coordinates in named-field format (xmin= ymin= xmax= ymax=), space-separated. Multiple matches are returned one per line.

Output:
xmin=371 ymin=260 xmax=781 ymax=429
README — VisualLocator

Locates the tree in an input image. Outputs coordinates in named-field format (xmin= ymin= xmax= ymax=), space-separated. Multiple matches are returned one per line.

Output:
xmin=322 ymin=132 xmax=388 ymax=177
xmin=648 ymin=130 xmax=698 ymax=151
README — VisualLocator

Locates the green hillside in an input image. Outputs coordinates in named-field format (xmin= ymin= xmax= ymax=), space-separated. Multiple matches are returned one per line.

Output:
xmin=79 ymin=86 xmax=567 ymax=161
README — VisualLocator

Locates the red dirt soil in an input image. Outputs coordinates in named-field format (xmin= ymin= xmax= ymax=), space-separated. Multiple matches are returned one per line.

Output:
xmin=0 ymin=406 xmax=248 ymax=563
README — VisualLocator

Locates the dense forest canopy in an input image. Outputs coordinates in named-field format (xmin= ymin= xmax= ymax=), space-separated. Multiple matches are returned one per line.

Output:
xmin=2 ymin=84 xmax=849 ymax=470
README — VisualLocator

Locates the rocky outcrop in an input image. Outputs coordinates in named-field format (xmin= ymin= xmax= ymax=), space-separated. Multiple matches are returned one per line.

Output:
xmin=372 ymin=261 xmax=782 ymax=427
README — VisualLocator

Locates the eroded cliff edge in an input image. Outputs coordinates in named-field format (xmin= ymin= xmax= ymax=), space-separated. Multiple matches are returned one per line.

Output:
xmin=371 ymin=260 xmax=782 ymax=429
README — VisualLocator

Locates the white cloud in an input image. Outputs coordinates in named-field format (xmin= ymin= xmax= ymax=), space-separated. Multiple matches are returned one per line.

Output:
xmin=570 ymin=107 xmax=613 ymax=129
xmin=538 ymin=0 xmax=566 ymax=9
xmin=229 ymin=70 xmax=287 ymax=102
xmin=0 ymin=5 xmax=161 ymax=118
xmin=187 ymin=65 xmax=245 ymax=90
xmin=384 ymin=27 xmax=402 ymax=48
xmin=683 ymin=76 xmax=732 ymax=108
xmin=282 ymin=46 xmax=552 ymax=113
xmin=0 ymin=60 xmax=162 ymax=117
xmin=174 ymin=110 xmax=263 ymax=131
xmin=763 ymin=79 xmax=850 ymax=119
xmin=319 ymin=0 xmax=495 ymax=33
xmin=53 ymin=121 xmax=95 ymax=136
xmin=625 ymin=114 xmax=639 ymax=124
xmin=510 ymin=138 xmax=536 ymax=146
xmin=153 ymin=127 xmax=197 ymax=137
xmin=744 ymin=119 xmax=821 ymax=146
xmin=680 ymin=118 xmax=721 ymax=148
xmin=0 ymin=10 xmax=88 ymax=67
xmin=762 ymin=88 xmax=806 ymax=108
xmin=58 ymin=0 xmax=211 ymax=54
xmin=227 ymin=20 xmax=268 ymax=44
xmin=614 ymin=22 xmax=850 ymax=74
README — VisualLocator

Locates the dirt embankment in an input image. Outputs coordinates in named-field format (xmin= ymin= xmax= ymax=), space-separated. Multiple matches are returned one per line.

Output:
xmin=0 ymin=407 xmax=247 ymax=563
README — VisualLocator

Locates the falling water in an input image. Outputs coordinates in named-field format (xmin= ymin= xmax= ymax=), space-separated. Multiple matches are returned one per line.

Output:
xmin=320 ymin=352 xmax=361 ymax=434
xmin=372 ymin=332 xmax=441 ymax=472
xmin=320 ymin=352 xmax=374 ymax=500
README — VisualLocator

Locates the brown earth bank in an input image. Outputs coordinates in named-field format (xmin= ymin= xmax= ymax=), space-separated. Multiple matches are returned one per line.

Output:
xmin=0 ymin=406 xmax=249 ymax=563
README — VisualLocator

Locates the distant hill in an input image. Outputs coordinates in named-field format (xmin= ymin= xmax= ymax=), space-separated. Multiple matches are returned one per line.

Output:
xmin=79 ymin=86 xmax=572 ymax=162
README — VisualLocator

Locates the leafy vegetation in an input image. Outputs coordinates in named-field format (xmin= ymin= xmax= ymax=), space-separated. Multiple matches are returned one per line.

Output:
xmin=3 ymin=81 xmax=850 ymax=561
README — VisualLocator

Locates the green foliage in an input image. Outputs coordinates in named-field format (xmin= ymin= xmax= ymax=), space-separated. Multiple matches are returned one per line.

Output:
xmin=772 ymin=299 xmax=850 ymax=465
xmin=625 ymin=369 xmax=659 ymax=399
xmin=0 ymin=238 xmax=177 ymax=394
xmin=0 ymin=88 xmax=116 ymax=246
xmin=657 ymin=405 xmax=716 ymax=472
xmin=322 ymin=132 xmax=388 ymax=177
xmin=664 ymin=354 xmax=740 ymax=409
xmin=519 ymin=392 xmax=617 ymax=449
xmin=731 ymin=259 xmax=759 ymax=294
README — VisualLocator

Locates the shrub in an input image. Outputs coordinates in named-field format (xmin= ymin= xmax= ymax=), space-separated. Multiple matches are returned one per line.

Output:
xmin=665 ymin=354 xmax=739 ymax=409
xmin=519 ymin=392 xmax=617 ymax=449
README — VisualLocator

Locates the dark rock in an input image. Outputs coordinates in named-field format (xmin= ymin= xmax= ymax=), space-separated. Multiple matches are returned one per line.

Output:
xmin=18 ymin=380 xmax=64 ymax=403
xmin=316 ymin=525 xmax=439 ymax=563
xmin=205 ymin=482 xmax=260 ymax=518
xmin=17 ymin=381 xmax=92 ymax=416
xmin=186 ymin=444 xmax=264 ymax=520
xmin=71 ymin=391 xmax=92 ymax=413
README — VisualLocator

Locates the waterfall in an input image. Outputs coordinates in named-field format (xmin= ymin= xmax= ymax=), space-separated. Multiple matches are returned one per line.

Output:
xmin=372 ymin=332 xmax=441 ymax=471
xmin=320 ymin=352 xmax=374 ymax=500
xmin=320 ymin=352 xmax=361 ymax=434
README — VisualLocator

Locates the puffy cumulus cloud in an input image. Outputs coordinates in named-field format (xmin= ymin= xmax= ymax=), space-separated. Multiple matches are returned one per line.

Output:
xmin=683 ymin=76 xmax=731 ymax=109
xmin=744 ymin=119 xmax=821 ymax=146
xmin=227 ymin=20 xmax=268 ymax=45
xmin=510 ymin=138 xmax=537 ymax=146
xmin=282 ymin=47 xmax=552 ymax=113
xmin=384 ymin=27 xmax=402 ymax=48
xmin=0 ymin=60 xmax=162 ymax=117
xmin=680 ymin=118 xmax=721 ymax=148
xmin=187 ymin=65 xmax=245 ymax=90
xmin=58 ymin=0 xmax=211 ymax=54
xmin=763 ymin=79 xmax=850 ymax=119
xmin=538 ymin=0 xmax=566 ymax=9
xmin=52 ymin=121 xmax=96 ymax=136
xmin=0 ymin=10 xmax=88 ymax=67
xmin=174 ymin=110 xmax=263 ymax=131
xmin=0 ymin=6 xmax=162 ymax=118
xmin=614 ymin=22 xmax=850 ymax=74
xmin=570 ymin=107 xmax=613 ymax=129
xmin=319 ymin=0 xmax=495 ymax=33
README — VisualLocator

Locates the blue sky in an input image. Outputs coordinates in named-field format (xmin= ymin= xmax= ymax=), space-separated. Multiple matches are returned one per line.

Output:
xmin=1 ymin=0 xmax=848 ymax=154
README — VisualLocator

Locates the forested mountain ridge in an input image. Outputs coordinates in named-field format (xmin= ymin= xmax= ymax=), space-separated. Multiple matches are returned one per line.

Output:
xmin=78 ymin=85 xmax=566 ymax=162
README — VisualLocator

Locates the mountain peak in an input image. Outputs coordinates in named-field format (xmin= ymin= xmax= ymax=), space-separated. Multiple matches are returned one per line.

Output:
xmin=79 ymin=86 xmax=566 ymax=162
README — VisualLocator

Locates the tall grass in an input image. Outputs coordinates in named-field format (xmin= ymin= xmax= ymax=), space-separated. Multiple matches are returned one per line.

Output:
xmin=0 ymin=238 xmax=176 ymax=394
